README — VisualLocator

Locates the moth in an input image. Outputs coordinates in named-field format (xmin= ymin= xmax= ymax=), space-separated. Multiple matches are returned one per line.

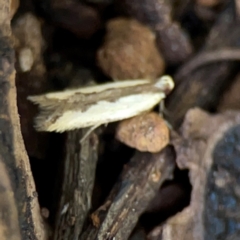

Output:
xmin=28 ymin=75 xmax=174 ymax=133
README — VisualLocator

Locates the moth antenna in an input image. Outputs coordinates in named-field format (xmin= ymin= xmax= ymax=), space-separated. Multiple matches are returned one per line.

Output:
xmin=159 ymin=100 xmax=165 ymax=114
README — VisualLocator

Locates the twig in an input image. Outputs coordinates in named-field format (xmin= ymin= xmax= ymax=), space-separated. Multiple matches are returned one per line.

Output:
xmin=53 ymin=129 xmax=99 ymax=240
xmin=166 ymin=4 xmax=240 ymax=128
xmin=80 ymin=147 xmax=175 ymax=240
xmin=176 ymin=48 xmax=240 ymax=79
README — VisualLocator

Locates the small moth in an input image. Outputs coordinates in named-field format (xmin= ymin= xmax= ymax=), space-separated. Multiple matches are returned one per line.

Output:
xmin=28 ymin=75 xmax=174 ymax=132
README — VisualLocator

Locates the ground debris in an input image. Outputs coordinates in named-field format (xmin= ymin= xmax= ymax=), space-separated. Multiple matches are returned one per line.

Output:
xmin=80 ymin=147 xmax=175 ymax=239
xmin=160 ymin=108 xmax=240 ymax=240
xmin=5 ymin=0 xmax=240 ymax=239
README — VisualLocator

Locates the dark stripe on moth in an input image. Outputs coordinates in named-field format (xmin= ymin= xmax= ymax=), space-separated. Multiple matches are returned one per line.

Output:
xmin=52 ymin=82 xmax=163 ymax=110
xmin=34 ymin=81 xmax=166 ymax=130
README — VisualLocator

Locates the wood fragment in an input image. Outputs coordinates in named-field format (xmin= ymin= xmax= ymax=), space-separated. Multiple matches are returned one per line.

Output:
xmin=80 ymin=147 xmax=175 ymax=240
xmin=53 ymin=129 xmax=99 ymax=240
xmin=12 ymin=13 xmax=50 ymax=159
xmin=0 ymin=1 xmax=47 ymax=239
xmin=175 ymin=48 xmax=240 ymax=80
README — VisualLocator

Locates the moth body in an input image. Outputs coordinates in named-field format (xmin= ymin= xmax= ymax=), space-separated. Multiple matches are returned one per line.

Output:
xmin=28 ymin=75 xmax=174 ymax=132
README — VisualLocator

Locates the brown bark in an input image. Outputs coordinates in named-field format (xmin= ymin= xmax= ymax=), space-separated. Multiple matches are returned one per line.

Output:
xmin=0 ymin=1 xmax=47 ymax=239
xmin=53 ymin=129 xmax=99 ymax=240
xmin=80 ymin=147 xmax=175 ymax=240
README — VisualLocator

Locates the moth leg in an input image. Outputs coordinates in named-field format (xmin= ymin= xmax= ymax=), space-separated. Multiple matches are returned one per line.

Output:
xmin=159 ymin=100 xmax=169 ymax=116
xmin=159 ymin=100 xmax=173 ymax=130
xmin=80 ymin=124 xmax=102 ymax=143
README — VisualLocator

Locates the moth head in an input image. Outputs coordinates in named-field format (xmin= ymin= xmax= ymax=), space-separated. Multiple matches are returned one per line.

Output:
xmin=154 ymin=75 xmax=174 ymax=94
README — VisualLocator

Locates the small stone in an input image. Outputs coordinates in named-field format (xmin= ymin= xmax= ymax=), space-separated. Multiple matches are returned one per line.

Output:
xmin=97 ymin=18 xmax=165 ymax=80
xmin=18 ymin=47 xmax=34 ymax=72
xmin=41 ymin=208 xmax=50 ymax=219
xmin=116 ymin=112 xmax=169 ymax=153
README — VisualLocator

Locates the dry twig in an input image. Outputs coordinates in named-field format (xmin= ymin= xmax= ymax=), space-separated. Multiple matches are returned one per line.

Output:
xmin=80 ymin=147 xmax=175 ymax=240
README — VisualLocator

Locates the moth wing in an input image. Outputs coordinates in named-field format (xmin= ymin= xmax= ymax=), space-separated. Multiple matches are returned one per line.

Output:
xmin=34 ymin=93 xmax=166 ymax=132
xmin=28 ymin=79 xmax=150 ymax=100
xmin=27 ymin=95 xmax=63 ymax=110
xmin=27 ymin=79 xmax=151 ymax=109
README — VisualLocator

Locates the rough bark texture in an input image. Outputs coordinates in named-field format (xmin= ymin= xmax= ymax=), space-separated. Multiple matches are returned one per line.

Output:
xmin=80 ymin=147 xmax=175 ymax=240
xmin=54 ymin=129 xmax=99 ymax=240
xmin=12 ymin=12 xmax=50 ymax=160
xmin=0 ymin=1 xmax=47 ymax=239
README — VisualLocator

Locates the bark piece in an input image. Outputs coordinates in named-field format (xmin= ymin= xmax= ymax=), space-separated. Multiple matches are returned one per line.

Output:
xmin=12 ymin=13 xmax=50 ymax=159
xmin=0 ymin=1 xmax=47 ymax=239
xmin=161 ymin=108 xmax=240 ymax=240
xmin=80 ymin=147 xmax=175 ymax=240
xmin=53 ymin=129 xmax=99 ymax=240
